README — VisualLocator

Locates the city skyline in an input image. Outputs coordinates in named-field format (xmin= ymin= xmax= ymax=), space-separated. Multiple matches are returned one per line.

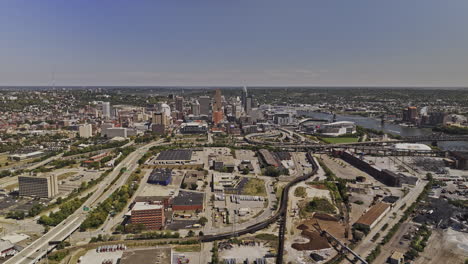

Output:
xmin=1 ymin=0 xmax=468 ymax=86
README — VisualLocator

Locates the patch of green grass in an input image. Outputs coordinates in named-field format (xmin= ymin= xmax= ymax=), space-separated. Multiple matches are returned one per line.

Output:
xmin=173 ymin=244 xmax=201 ymax=252
xmin=57 ymin=171 xmax=78 ymax=181
xmin=242 ymin=178 xmax=266 ymax=196
xmin=321 ymin=137 xmax=359 ymax=144
xmin=294 ymin=186 xmax=307 ymax=198
xmin=255 ymin=233 xmax=278 ymax=241
xmin=305 ymin=197 xmax=336 ymax=214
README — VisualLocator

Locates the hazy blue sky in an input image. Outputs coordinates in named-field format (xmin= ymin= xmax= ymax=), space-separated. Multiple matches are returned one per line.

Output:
xmin=1 ymin=0 xmax=468 ymax=86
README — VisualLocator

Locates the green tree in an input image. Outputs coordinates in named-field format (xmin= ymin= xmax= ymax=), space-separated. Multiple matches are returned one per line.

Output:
xmin=198 ymin=217 xmax=208 ymax=226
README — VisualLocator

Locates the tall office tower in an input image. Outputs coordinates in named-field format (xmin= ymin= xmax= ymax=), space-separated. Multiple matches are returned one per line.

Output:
xmin=225 ymin=104 xmax=233 ymax=116
xmin=234 ymin=99 xmax=243 ymax=119
xmin=191 ymin=100 xmax=200 ymax=116
xmin=241 ymin=86 xmax=248 ymax=111
xmin=153 ymin=112 xmax=169 ymax=126
xmin=245 ymin=97 xmax=252 ymax=115
xmin=79 ymin=124 xmax=93 ymax=138
xmin=213 ymin=89 xmax=222 ymax=112
xmin=102 ymin=102 xmax=111 ymax=119
xmin=199 ymin=96 xmax=211 ymax=115
xmin=212 ymin=89 xmax=224 ymax=124
xmin=402 ymin=106 xmax=418 ymax=123
xmin=152 ymin=112 xmax=169 ymax=135
xmin=175 ymin=96 xmax=184 ymax=112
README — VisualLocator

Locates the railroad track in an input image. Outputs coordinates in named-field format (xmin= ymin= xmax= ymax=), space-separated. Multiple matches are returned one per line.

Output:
xmin=200 ymin=151 xmax=319 ymax=264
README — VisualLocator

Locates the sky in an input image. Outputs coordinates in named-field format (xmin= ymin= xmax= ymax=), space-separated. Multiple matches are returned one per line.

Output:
xmin=1 ymin=0 xmax=468 ymax=87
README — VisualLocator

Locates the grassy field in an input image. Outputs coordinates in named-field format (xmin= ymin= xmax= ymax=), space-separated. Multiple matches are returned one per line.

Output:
xmin=242 ymin=178 xmax=267 ymax=196
xmin=0 ymin=154 xmax=27 ymax=169
xmin=57 ymin=171 xmax=78 ymax=181
xmin=294 ymin=186 xmax=307 ymax=198
xmin=321 ymin=137 xmax=359 ymax=144
xmin=306 ymin=197 xmax=336 ymax=214
xmin=173 ymin=244 xmax=201 ymax=252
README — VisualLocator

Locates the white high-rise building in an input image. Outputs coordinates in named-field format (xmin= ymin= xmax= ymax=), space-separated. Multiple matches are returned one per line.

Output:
xmin=79 ymin=124 xmax=93 ymax=138
xmin=102 ymin=102 xmax=111 ymax=119
xmin=191 ymin=100 xmax=200 ymax=116
xmin=155 ymin=102 xmax=171 ymax=118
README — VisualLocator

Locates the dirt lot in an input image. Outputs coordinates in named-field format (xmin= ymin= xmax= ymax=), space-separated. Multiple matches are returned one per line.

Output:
xmin=291 ymin=213 xmax=348 ymax=251
xmin=415 ymin=228 xmax=468 ymax=264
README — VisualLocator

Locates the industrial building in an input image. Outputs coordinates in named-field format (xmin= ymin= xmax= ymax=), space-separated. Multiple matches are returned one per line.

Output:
xmin=449 ymin=151 xmax=468 ymax=170
xmin=0 ymin=239 xmax=18 ymax=258
xmin=154 ymin=150 xmax=193 ymax=165
xmin=258 ymin=149 xmax=280 ymax=167
xmin=147 ymin=168 xmax=172 ymax=186
xmin=211 ymin=155 xmax=236 ymax=172
xmin=172 ymin=191 xmax=204 ymax=211
xmin=18 ymin=174 xmax=58 ymax=198
xmin=354 ymin=202 xmax=391 ymax=229
xmin=212 ymin=172 xmax=239 ymax=192
xmin=128 ymin=202 xmax=165 ymax=230
xmin=8 ymin=151 xmax=44 ymax=161
xmin=336 ymin=151 xmax=418 ymax=187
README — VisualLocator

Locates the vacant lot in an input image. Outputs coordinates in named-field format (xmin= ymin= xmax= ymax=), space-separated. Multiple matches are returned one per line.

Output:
xmin=57 ymin=171 xmax=78 ymax=181
xmin=320 ymin=137 xmax=358 ymax=144
xmin=242 ymin=178 xmax=266 ymax=196
xmin=304 ymin=197 xmax=336 ymax=214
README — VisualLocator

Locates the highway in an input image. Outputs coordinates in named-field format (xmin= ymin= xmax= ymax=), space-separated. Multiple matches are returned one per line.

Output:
xmin=5 ymin=140 xmax=163 ymax=264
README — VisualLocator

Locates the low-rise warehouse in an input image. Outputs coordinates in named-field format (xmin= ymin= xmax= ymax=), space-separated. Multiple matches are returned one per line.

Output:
xmin=258 ymin=149 xmax=280 ymax=167
xmin=152 ymin=150 xmax=194 ymax=165
xmin=354 ymin=202 xmax=391 ymax=229
xmin=147 ymin=168 xmax=172 ymax=186
xmin=172 ymin=191 xmax=204 ymax=211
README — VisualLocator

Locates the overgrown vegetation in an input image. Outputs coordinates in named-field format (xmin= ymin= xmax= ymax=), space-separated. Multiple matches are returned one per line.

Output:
xmin=80 ymin=167 xmax=140 ymax=231
xmin=405 ymin=224 xmax=432 ymax=260
xmin=263 ymin=166 xmax=289 ymax=177
xmin=38 ymin=195 xmax=90 ymax=226
xmin=64 ymin=140 xmax=129 ymax=156
xmin=242 ymin=178 xmax=267 ymax=196
xmin=294 ymin=186 xmax=307 ymax=198
xmin=305 ymin=197 xmax=336 ymax=214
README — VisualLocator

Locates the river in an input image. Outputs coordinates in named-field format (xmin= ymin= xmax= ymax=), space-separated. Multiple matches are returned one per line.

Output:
xmin=299 ymin=111 xmax=468 ymax=151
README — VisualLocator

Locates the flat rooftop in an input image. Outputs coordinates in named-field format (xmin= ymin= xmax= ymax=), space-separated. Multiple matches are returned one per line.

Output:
xmin=173 ymin=191 xmax=204 ymax=206
xmin=156 ymin=150 xmax=193 ymax=161
xmin=132 ymin=202 xmax=163 ymax=211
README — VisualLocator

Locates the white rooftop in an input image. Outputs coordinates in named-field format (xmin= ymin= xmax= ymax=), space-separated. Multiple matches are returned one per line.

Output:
xmin=132 ymin=202 xmax=163 ymax=212
xmin=393 ymin=143 xmax=432 ymax=151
